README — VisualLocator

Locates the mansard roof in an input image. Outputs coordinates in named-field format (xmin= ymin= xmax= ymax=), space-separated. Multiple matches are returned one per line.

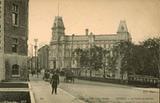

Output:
xmin=53 ymin=16 xmax=65 ymax=29
xmin=117 ymin=20 xmax=128 ymax=33
xmin=62 ymin=33 xmax=128 ymax=42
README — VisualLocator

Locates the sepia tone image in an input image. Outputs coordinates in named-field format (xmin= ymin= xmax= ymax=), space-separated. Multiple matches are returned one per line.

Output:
xmin=0 ymin=0 xmax=159 ymax=103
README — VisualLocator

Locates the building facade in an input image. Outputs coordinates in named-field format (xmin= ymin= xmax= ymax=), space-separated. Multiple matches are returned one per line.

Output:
xmin=38 ymin=45 xmax=49 ymax=70
xmin=49 ymin=16 xmax=131 ymax=78
xmin=0 ymin=0 xmax=29 ymax=81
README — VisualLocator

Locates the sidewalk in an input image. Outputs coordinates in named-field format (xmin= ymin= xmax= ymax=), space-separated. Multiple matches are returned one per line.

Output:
xmin=29 ymin=75 xmax=84 ymax=103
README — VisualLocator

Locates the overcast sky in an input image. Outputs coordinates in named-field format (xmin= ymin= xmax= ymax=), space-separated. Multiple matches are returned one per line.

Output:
xmin=29 ymin=0 xmax=160 ymax=49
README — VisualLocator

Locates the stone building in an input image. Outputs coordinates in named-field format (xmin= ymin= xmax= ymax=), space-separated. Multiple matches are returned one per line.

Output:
xmin=49 ymin=16 xmax=131 ymax=78
xmin=0 ymin=0 xmax=29 ymax=81
xmin=38 ymin=45 xmax=49 ymax=70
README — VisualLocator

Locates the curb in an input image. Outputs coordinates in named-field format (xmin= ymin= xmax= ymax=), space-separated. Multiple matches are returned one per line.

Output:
xmin=28 ymin=82 xmax=36 ymax=103
xmin=134 ymin=87 xmax=159 ymax=93
xmin=59 ymin=88 xmax=85 ymax=103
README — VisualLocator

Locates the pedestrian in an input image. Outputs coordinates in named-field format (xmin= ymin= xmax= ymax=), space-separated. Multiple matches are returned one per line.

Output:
xmin=50 ymin=70 xmax=59 ymax=94
xmin=31 ymin=70 xmax=34 ymax=76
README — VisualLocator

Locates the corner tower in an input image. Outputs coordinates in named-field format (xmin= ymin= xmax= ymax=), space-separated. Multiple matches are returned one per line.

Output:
xmin=117 ymin=20 xmax=132 ymax=41
xmin=117 ymin=20 xmax=128 ymax=33
xmin=51 ymin=16 xmax=65 ymax=41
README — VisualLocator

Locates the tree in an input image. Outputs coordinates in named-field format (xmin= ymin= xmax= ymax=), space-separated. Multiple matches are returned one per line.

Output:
xmin=74 ymin=48 xmax=89 ymax=68
xmin=88 ymin=45 xmax=105 ymax=77
xmin=106 ymin=49 xmax=118 ymax=78
xmin=141 ymin=37 xmax=160 ymax=77
xmin=73 ymin=45 xmax=105 ymax=77
xmin=111 ymin=41 xmax=134 ymax=79
xmin=90 ymin=46 xmax=103 ymax=70
xmin=116 ymin=38 xmax=160 ymax=78
xmin=102 ymin=49 xmax=109 ymax=78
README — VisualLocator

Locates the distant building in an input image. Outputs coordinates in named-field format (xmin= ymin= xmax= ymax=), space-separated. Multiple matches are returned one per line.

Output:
xmin=0 ymin=0 xmax=29 ymax=81
xmin=27 ymin=56 xmax=37 ymax=72
xmin=38 ymin=45 xmax=49 ymax=70
xmin=49 ymin=16 xmax=131 ymax=78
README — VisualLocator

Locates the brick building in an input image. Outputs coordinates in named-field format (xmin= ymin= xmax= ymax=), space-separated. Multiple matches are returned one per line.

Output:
xmin=0 ymin=0 xmax=29 ymax=81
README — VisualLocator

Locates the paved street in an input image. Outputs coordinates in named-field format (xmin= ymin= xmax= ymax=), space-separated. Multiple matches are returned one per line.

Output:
xmin=29 ymin=74 xmax=159 ymax=103
xmin=29 ymin=74 xmax=84 ymax=103
xmin=60 ymin=77 xmax=159 ymax=103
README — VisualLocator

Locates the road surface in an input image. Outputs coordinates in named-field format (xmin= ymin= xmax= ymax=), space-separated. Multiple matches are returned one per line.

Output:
xmin=30 ymin=74 xmax=159 ymax=103
xmin=59 ymin=77 xmax=159 ymax=103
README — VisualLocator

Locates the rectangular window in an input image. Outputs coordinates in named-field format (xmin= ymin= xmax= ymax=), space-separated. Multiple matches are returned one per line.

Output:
xmin=12 ymin=64 xmax=20 ymax=76
xmin=13 ymin=38 xmax=18 ymax=44
xmin=12 ymin=4 xmax=18 ymax=12
xmin=12 ymin=44 xmax=17 ymax=52
xmin=12 ymin=13 xmax=18 ymax=25
xmin=12 ymin=38 xmax=18 ymax=53
xmin=12 ymin=4 xmax=19 ymax=26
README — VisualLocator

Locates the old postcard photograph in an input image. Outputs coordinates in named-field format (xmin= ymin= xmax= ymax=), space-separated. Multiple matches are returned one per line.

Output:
xmin=0 ymin=0 xmax=159 ymax=103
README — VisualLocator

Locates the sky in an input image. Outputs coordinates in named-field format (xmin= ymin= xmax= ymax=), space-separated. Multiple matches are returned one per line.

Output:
xmin=29 ymin=0 xmax=160 ymax=52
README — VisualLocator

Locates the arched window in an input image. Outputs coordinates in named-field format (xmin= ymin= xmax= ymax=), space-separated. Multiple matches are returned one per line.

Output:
xmin=12 ymin=64 xmax=20 ymax=77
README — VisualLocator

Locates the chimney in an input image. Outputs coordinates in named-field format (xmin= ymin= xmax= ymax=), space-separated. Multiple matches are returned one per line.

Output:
xmin=85 ymin=28 xmax=89 ymax=36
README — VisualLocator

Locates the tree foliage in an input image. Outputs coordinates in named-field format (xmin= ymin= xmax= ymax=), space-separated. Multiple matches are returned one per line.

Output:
xmin=74 ymin=37 xmax=160 ymax=78
xmin=112 ymin=37 xmax=160 ymax=78
xmin=74 ymin=45 xmax=105 ymax=71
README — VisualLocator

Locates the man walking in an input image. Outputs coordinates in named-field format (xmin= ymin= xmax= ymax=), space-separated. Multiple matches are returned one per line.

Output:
xmin=50 ymin=70 xmax=59 ymax=94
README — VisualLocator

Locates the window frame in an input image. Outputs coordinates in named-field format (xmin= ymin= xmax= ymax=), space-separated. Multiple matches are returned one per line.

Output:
xmin=11 ymin=64 xmax=20 ymax=77
xmin=12 ymin=4 xmax=19 ymax=26
xmin=12 ymin=38 xmax=18 ymax=53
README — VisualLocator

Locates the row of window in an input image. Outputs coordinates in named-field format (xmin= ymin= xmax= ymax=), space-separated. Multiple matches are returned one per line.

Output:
xmin=11 ymin=4 xmax=19 ymax=52
xmin=65 ymin=43 xmax=115 ymax=50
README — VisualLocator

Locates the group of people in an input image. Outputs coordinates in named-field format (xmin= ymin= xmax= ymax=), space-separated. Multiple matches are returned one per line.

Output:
xmin=43 ymin=70 xmax=50 ymax=80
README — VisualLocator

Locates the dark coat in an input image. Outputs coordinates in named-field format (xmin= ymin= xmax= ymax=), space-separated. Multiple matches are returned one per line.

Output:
xmin=51 ymin=73 xmax=59 ymax=87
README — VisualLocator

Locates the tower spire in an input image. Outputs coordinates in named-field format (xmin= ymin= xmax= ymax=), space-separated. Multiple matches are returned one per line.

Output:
xmin=58 ymin=0 xmax=60 ymax=16
xmin=52 ymin=16 xmax=65 ymax=40
xmin=117 ymin=20 xmax=128 ymax=33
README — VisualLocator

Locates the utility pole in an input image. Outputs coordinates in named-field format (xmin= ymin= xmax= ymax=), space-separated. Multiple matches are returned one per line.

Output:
xmin=34 ymin=39 xmax=38 ymax=77
xmin=158 ymin=36 xmax=160 ymax=88
xmin=31 ymin=44 xmax=33 ymax=75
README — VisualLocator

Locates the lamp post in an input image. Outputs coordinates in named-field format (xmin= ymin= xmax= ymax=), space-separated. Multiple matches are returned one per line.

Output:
xmin=103 ymin=51 xmax=106 ymax=78
xmin=57 ymin=38 xmax=60 ymax=70
xmin=34 ymin=39 xmax=38 ymax=77
xmin=71 ymin=34 xmax=74 ymax=68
